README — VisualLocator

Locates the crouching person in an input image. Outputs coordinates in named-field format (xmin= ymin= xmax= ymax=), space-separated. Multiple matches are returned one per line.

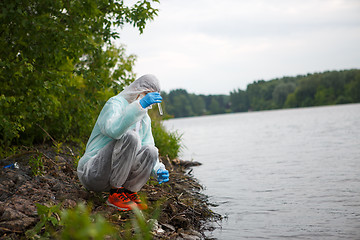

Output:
xmin=77 ymin=74 xmax=169 ymax=211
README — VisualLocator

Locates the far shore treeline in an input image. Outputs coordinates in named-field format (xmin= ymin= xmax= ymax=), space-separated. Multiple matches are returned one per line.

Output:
xmin=162 ymin=69 xmax=360 ymax=118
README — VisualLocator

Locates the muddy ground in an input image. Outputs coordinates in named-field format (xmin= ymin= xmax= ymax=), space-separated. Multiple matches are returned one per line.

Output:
xmin=0 ymin=144 xmax=221 ymax=239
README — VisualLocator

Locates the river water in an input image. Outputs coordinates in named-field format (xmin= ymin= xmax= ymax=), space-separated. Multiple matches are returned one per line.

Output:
xmin=164 ymin=104 xmax=360 ymax=239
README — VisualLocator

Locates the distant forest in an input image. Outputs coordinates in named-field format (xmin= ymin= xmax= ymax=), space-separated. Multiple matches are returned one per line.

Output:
xmin=162 ymin=69 xmax=360 ymax=118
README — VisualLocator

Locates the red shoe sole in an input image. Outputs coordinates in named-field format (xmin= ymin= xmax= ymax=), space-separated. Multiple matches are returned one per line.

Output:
xmin=106 ymin=200 xmax=133 ymax=211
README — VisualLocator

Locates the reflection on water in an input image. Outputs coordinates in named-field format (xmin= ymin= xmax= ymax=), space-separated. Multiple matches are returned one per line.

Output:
xmin=165 ymin=104 xmax=360 ymax=239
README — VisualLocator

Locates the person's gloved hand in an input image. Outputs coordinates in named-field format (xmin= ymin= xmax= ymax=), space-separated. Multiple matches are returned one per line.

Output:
xmin=157 ymin=169 xmax=169 ymax=184
xmin=139 ymin=92 xmax=162 ymax=109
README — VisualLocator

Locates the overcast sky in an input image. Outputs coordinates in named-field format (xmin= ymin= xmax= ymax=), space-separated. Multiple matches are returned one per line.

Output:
xmin=117 ymin=0 xmax=360 ymax=95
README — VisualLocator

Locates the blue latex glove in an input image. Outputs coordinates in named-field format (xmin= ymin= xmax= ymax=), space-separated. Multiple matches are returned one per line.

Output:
xmin=139 ymin=92 xmax=162 ymax=109
xmin=157 ymin=169 xmax=169 ymax=184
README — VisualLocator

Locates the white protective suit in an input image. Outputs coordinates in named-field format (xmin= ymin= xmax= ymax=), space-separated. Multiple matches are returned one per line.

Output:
xmin=77 ymin=74 xmax=165 ymax=192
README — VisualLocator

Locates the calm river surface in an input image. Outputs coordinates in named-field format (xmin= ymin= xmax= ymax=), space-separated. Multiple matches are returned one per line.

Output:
xmin=164 ymin=104 xmax=360 ymax=239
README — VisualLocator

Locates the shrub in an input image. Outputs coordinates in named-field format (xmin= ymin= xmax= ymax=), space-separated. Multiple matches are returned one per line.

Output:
xmin=151 ymin=120 xmax=182 ymax=159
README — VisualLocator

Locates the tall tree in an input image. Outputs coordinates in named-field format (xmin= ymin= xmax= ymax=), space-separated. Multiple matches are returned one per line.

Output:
xmin=0 ymin=0 xmax=159 ymax=147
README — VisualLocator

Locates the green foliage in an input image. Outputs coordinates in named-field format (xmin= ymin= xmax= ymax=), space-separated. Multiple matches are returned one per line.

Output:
xmin=162 ymin=69 xmax=360 ymax=118
xmin=26 ymin=203 xmax=61 ymax=239
xmin=230 ymin=89 xmax=248 ymax=112
xmin=26 ymin=203 xmax=117 ymax=239
xmin=162 ymin=89 xmax=229 ymax=118
xmin=344 ymin=71 xmax=360 ymax=102
xmin=26 ymin=201 xmax=162 ymax=240
xmin=0 ymin=0 xmax=159 ymax=150
xmin=246 ymin=69 xmax=360 ymax=110
xmin=162 ymin=89 xmax=193 ymax=117
xmin=151 ymin=120 xmax=182 ymax=159
xmin=126 ymin=206 xmax=159 ymax=240
xmin=0 ymin=145 xmax=22 ymax=159
xmin=60 ymin=203 xmax=116 ymax=240
xmin=272 ymin=82 xmax=296 ymax=107
xmin=283 ymin=70 xmax=360 ymax=108
xmin=53 ymin=142 xmax=63 ymax=154
xmin=29 ymin=153 xmax=45 ymax=176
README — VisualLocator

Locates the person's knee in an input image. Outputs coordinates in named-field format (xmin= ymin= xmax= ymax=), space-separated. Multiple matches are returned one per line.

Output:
xmin=123 ymin=131 xmax=141 ymax=146
xmin=115 ymin=131 xmax=141 ymax=151
xmin=143 ymin=145 xmax=158 ymax=162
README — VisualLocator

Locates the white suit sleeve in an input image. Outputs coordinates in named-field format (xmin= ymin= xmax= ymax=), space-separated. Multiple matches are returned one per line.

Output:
xmin=98 ymin=99 xmax=146 ymax=139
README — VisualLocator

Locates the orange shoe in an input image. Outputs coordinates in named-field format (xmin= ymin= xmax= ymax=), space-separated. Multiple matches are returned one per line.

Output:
xmin=106 ymin=187 xmax=137 ymax=211
xmin=124 ymin=189 xmax=148 ymax=210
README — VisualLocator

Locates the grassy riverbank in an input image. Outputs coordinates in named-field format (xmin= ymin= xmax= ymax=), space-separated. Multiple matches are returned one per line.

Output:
xmin=0 ymin=144 xmax=221 ymax=239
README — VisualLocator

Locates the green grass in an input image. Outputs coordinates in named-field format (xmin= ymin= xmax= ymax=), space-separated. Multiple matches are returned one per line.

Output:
xmin=152 ymin=120 xmax=182 ymax=159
